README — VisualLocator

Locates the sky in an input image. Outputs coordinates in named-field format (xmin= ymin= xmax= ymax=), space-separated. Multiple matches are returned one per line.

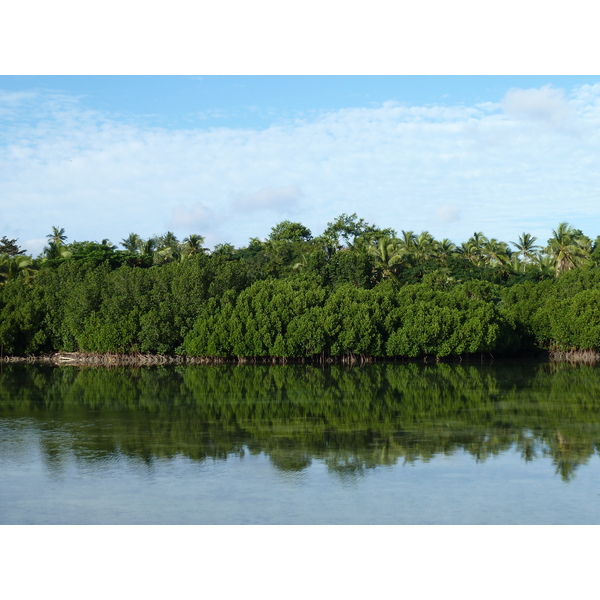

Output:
xmin=2 ymin=75 xmax=600 ymax=256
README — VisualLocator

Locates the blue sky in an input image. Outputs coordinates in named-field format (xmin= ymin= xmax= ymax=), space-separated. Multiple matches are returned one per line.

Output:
xmin=2 ymin=75 xmax=600 ymax=256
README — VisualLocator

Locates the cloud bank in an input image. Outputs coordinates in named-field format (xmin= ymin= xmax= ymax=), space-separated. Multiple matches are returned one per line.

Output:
xmin=2 ymin=83 xmax=600 ymax=255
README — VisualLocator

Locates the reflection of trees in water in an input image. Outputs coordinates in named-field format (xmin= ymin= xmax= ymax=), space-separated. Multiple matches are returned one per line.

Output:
xmin=326 ymin=454 xmax=368 ymax=482
xmin=268 ymin=446 xmax=312 ymax=472
xmin=543 ymin=429 xmax=595 ymax=482
xmin=515 ymin=431 xmax=539 ymax=463
xmin=1 ymin=361 xmax=600 ymax=481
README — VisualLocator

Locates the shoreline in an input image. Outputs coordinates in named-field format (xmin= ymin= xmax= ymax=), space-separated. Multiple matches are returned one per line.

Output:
xmin=3 ymin=349 xmax=597 ymax=367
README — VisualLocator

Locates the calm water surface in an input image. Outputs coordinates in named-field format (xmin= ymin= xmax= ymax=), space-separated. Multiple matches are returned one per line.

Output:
xmin=1 ymin=361 xmax=600 ymax=524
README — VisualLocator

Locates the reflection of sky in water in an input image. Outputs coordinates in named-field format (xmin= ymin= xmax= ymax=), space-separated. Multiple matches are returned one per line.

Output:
xmin=2 ymin=361 xmax=600 ymax=524
xmin=2 ymin=422 xmax=600 ymax=525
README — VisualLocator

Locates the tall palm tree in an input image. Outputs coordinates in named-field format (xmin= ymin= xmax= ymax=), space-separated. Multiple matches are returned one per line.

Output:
xmin=47 ymin=226 xmax=67 ymax=246
xmin=158 ymin=231 xmax=179 ymax=250
xmin=122 ymin=233 xmax=143 ymax=253
xmin=181 ymin=234 xmax=206 ymax=259
xmin=510 ymin=233 xmax=541 ymax=271
xmin=397 ymin=230 xmax=416 ymax=252
xmin=154 ymin=246 xmax=175 ymax=264
xmin=42 ymin=226 xmax=70 ymax=260
xmin=458 ymin=241 xmax=481 ymax=266
xmin=533 ymin=253 xmax=555 ymax=278
xmin=42 ymin=242 xmax=72 ymax=260
xmin=368 ymin=236 xmax=403 ymax=279
xmin=412 ymin=231 xmax=436 ymax=263
xmin=153 ymin=231 xmax=181 ymax=263
xmin=463 ymin=232 xmax=489 ymax=266
xmin=434 ymin=239 xmax=457 ymax=264
xmin=140 ymin=237 xmax=158 ymax=256
xmin=546 ymin=222 xmax=591 ymax=276
xmin=481 ymin=238 xmax=511 ymax=267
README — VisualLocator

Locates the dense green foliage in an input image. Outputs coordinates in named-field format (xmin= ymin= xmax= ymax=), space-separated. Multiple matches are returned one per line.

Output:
xmin=2 ymin=216 xmax=600 ymax=358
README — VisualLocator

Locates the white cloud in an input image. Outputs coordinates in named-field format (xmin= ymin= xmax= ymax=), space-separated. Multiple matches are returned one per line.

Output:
xmin=2 ymin=83 xmax=600 ymax=252
xmin=171 ymin=202 xmax=214 ymax=229
xmin=23 ymin=238 xmax=47 ymax=257
xmin=435 ymin=205 xmax=461 ymax=225
xmin=500 ymin=85 xmax=571 ymax=125
xmin=232 ymin=186 xmax=304 ymax=212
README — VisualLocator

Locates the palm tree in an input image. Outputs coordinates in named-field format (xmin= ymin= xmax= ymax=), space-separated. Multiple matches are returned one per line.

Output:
xmin=292 ymin=253 xmax=310 ymax=271
xmin=100 ymin=239 xmax=117 ymax=250
xmin=546 ymin=222 xmax=591 ymax=276
xmin=154 ymin=232 xmax=180 ymax=263
xmin=0 ymin=254 xmax=37 ymax=285
xmin=462 ymin=232 xmax=489 ymax=267
xmin=397 ymin=230 xmax=416 ymax=252
xmin=533 ymin=253 xmax=555 ymax=278
xmin=368 ymin=236 xmax=403 ymax=279
xmin=158 ymin=231 xmax=179 ymax=250
xmin=470 ymin=231 xmax=488 ymax=246
xmin=42 ymin=242 xmax=72 ymax=260
xmin=140 ymin=237 xmax=158 ymax=256
xmin=434 ymin=238 xmax=456 ymax=265
xmin=412 ymin=231 xmax=436 ymax=263
xmin=47 ymin=226 xmax=67 ymax=246
xmin=42 ymin=226 xmax=71 ymax=260
xmin=122 ymin=233 xmax=143 ymax=253
xmin=510 ymin=233 xmax=541 ymax=271
xmin=457 ymin=241 xmax=481 ymax=266
xmin=481 ymin=238 xmax=511 ymax=267
xmin=154 ymin=246 xmax=175 ymax=264
xmin=181 ymin=234 xmax=206 ymax=259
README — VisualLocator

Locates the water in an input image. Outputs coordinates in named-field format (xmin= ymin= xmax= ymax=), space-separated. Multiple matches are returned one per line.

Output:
xmin=1 ymin=360 xmax=600 ymax=524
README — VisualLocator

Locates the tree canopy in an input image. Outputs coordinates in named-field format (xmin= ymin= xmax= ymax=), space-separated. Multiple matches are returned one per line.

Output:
xmin=2 ymin=217 xmax=600 ymax=359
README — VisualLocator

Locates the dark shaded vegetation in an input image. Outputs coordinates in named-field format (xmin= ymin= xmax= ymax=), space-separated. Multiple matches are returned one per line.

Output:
xmin=2 ymin=215 xmax=600 ymax=359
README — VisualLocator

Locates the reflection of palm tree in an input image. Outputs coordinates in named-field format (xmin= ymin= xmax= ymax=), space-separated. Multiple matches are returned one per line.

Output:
xmin=516 ymin=432 xmax=537 ymax=462
xmin=549 ymin=430 xmax=591 ymax=482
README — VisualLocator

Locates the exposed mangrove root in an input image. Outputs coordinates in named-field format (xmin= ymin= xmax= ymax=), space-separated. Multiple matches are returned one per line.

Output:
xmin=549 ymin=350 xmax=600 ymax=364
xmin=0 ymin=350 xmax=521 ymax=367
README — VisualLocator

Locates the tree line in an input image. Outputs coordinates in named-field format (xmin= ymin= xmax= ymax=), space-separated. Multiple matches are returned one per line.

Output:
xmin=2 ymin=214 xmax=600 ymax=358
